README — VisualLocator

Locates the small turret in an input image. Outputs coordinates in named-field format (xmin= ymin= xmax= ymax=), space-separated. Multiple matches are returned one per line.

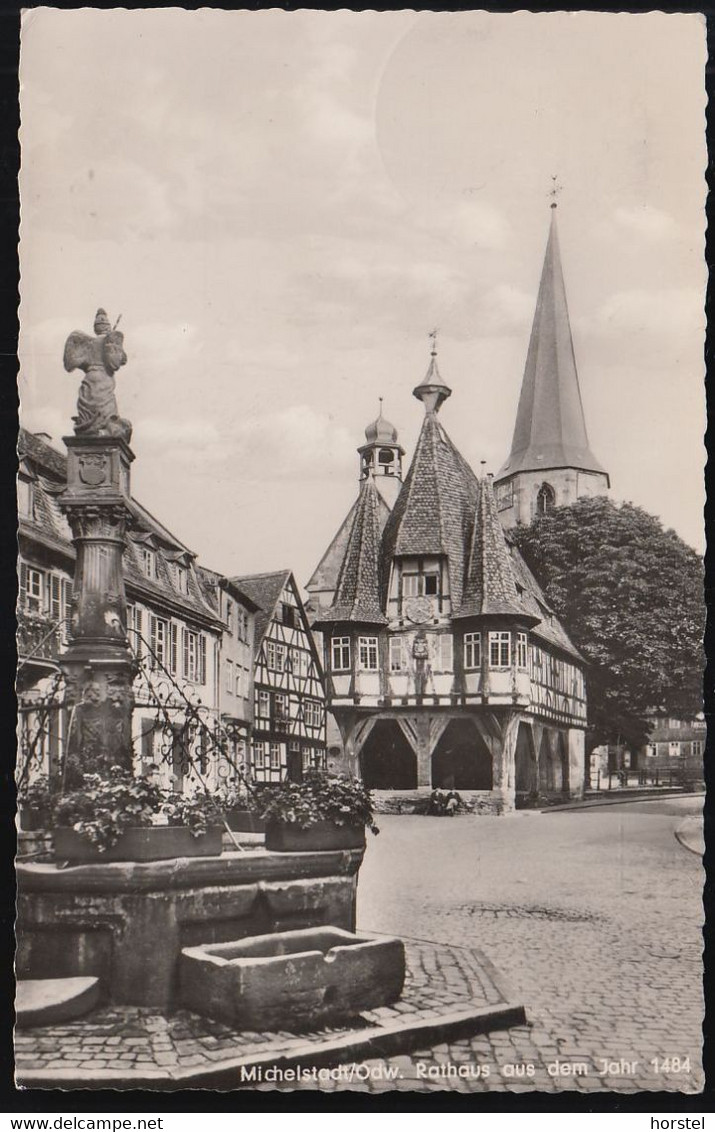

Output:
xmin=357 ymin=399 xmax=404 ymax=508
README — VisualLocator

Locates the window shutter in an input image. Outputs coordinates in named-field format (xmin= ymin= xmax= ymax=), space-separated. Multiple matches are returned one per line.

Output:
xmin=441 ymin=635 xmax=453 ymax=671
xmin=149 ymin=615 xmax=157 ymax=669
xmin=19 ymin=562 xmax=27 ymax=611
xmin=199 ymin=635 xmax=206 ymax=685
xmin=182 ymin=628 xmax=189 ymax=679
xmin=170 ymin=622 xmax=178 ymax=674
xmin=50 ymin=575 xmax=61 ymax=622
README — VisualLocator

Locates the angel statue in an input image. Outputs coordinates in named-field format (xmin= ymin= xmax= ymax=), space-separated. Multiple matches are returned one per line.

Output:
xmin=63 ymin=309 xmax=132 ymax=442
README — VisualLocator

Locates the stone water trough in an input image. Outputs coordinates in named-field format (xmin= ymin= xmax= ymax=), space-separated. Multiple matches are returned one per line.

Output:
xmin=179 ymin=926 xmax=405 ymax=1031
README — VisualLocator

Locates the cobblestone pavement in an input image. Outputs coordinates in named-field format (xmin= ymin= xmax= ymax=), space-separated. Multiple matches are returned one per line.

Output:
xmin=302 ymin=796 xmax=704 ymax=1096
xmin=14 ymin=938 xmax=504 ymax=1084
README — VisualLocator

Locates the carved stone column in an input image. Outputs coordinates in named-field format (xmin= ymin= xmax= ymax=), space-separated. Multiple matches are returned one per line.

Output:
xmin=59 ymin=435 xmax=136 ymax=785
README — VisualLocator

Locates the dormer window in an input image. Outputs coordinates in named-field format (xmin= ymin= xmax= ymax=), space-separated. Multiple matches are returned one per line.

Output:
xmin=140 ymin=548 xmax=157 ymax=580
xmin=173 ymin=563 xmax=189 ymax=594
xmin=18 ymin=477 xmax=33 ymax=518
xmin=403 ymin=571 xmax=440 ymax=599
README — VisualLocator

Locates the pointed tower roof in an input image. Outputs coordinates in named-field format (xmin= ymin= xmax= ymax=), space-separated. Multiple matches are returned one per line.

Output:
xmin=412 ymin=336 xmax=452 ymax=415
xmin=454 ymin=474 xmax=538 ymax=622
xmin=381 ymin=411 xmax=479 ymax=612
xmin=496 ymin=207 xmax=608 ymax=481
xmin=313 ymin=476 xmax=387 ymax=625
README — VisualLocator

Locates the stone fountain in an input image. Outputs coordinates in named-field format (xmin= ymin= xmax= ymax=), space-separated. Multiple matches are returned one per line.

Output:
xmin=16 ymin=312 xmax=403 ymax=1029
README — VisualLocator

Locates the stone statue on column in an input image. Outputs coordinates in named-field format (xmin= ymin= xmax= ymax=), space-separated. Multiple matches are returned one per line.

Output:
xmin=59 ymin=310 xmax=136 ymax=785
xmin=63 ymin=308 xmax=133 ymax=442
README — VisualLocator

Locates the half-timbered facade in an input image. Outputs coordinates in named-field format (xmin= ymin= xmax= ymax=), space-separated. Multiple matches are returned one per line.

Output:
xmin=17 ymin=429 xmax=253 ymax=795
xmin=307 ymin=349 xmax=588 ymax=812
xmin=232 ymin=571 xmax=327 ymax=784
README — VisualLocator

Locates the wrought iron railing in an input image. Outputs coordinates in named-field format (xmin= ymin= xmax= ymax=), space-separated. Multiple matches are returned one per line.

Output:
xmin=17 ymin=613 xmax=61 ymax=665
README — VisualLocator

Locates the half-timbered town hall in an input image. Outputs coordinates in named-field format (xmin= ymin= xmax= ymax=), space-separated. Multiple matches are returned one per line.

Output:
xmin=307 ymin=344 xmax=588 ymax=812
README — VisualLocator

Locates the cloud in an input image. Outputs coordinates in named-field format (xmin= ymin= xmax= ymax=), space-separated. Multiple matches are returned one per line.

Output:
xmin=412 ymin=200 xmax=511 ymax=250
xmin=231 ymin=404 xmax=354 ymax=481
xmin=589 ymin=287 xmax=704 ymax=336
xmin=612 ymin=205 xmax=678 ymax=241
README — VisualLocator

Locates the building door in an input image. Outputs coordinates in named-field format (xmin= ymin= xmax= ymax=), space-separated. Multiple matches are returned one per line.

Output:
xmin=286 ymin=747 xmax=303 ymax=783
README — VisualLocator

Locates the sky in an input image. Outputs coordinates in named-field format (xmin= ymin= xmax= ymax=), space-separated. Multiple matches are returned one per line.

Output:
xmin=19 ymin=9 xmax=707 ymax=586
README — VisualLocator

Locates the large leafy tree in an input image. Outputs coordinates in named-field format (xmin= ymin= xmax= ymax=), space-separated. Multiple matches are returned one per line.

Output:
xmin=509 ymin=497 xmax=704 ymax=751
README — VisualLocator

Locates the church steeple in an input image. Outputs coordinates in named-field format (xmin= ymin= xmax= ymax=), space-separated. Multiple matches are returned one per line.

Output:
xmin=494 ymin=205 xmax=609 ymax=527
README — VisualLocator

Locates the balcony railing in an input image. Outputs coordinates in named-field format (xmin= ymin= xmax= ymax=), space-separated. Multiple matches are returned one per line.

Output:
xmin=17 ymin=612 xmax=61 ymax=665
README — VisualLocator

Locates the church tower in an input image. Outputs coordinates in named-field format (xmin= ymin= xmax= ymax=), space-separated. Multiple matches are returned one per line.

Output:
xmin=494 ymin=205 xmax=609 ymax=527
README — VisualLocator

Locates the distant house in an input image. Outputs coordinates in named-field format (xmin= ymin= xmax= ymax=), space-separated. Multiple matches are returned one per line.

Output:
xmin=232 ymin=570 xmax=327 ymax=784
xmin=17 ymin=428 xmax=254 ymax=794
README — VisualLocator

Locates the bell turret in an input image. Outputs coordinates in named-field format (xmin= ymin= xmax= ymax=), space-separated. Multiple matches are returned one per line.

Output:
xmin=357 ymin=399 xmax=404 ymax=507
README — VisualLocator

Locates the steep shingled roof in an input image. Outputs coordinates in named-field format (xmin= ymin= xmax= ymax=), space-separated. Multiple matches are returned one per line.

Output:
xmin=455 ymin=475 xmax=533 ymax=621
xmin=381 ymin=411 xmax=479 ymax=611
xmin=230 ymin=570 xmax=292 ymax=656
xmin=313 ymin=477 xmax=387 ymax=625
xmin=496 ymin=208 xmax=608 ymax=481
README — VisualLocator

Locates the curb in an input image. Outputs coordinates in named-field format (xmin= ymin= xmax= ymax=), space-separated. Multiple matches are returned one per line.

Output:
xmin=674 ymin=817 xmax=705 ymax=857
xmin=16 ymin=1000 xmax=526 ymax=1091
xmin=544 ymin=791 xmax=701 ymax=813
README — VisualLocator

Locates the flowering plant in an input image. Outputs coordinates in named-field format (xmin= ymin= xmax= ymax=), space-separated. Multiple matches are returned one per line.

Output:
xmin=257 ymin=771 xmax=379 ymax=834
xmin=53 ymin=768 xmax=165 ymax=852
xmin=161 ymin=790 xmax=225 ymax=837
xmin=17 ymin=775 xmax=54 ymax=815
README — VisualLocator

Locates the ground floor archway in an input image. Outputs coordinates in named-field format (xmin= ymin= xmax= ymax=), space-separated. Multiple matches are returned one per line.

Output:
xmin=515 ymin=721 xmax=538 ymax=804
xmin=432 ymin=718 xmax=492 ymax=790
xmin=360 ymin=719 xmax=417 ymax=789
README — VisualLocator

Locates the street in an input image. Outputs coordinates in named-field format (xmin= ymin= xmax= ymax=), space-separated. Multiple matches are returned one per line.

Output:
xmin=347 ymin=796 xmax=704 ymax=1094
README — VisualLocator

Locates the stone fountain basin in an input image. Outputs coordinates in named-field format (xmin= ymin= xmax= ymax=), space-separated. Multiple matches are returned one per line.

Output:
xmin=179 ymin=926 xmax=405 ymax=1031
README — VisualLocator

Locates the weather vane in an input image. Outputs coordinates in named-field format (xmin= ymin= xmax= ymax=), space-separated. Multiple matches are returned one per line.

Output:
xmin=428 ymin=328 xmax=439 ymax=355
xmin=549 ymin=175 xmax=563 ymax=208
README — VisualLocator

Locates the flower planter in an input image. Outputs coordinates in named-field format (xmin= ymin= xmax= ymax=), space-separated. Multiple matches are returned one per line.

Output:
xmin=225 ymin=808 xmax=265 ymax=834
xmin=18 ymin=806 xmax=51 ymax=833
xmin=53 ymin=825 xmax=224 ymax=864
xmin=265 ymin=820 xmax=366 ymax=853
xmin=180 ymin=926 xmax=405 ymax=1030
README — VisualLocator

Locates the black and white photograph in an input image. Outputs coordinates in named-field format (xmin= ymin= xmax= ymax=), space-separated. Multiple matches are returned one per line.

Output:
xmin=14 ymin=8 xmax=707 ymax=1101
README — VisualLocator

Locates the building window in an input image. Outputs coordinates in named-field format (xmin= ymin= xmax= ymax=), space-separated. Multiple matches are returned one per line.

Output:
xmin=331 ymin=636 xmax=351 ymax=671
xmin=182 ymin=628 xmax=206 ymax=684
xmin=257 ymin=689 xmax=270 ymax=719
xmin=254 ymin=741 xmax=265 ymax=770
xmin=516 ymin=632 xmax=528 ymax=670
xmin=389 ymin=636 xmax=408 ymax=672
xmin=403 ymin=571 xmax=440 ymax=600
xmin=464 ymin=632 xmax=481 ymax=670
xmin=25 ymin=567 xmax=44 ymax=614
xmin=536 ymin=483 xmax=555 ymax=515
xmin=434 ymin=634 xmax=453 ymax=672
xmin=358 ymin=636 xmax=379 ymax=671
xmin=266 ymin=641 xmax=286 ymax=671
xmin=282 ymin=603 xmax=296 ymax=628
xmin=174 ymin=564 xmax=189 ymax=594
xmin=226 ymin=602 xmax=233 ymax=634
xmin=269 ymin=742 xmax=281 ymax=770
xmin=489 ymin=631 xmax=511 ymax=668
xmin=692 ymin=741 xmax=703 ymax=758
xmin=304 ymin=699 xmax=323 ymax=729
xmin=225 ymin=658 xmax=234 ymax=693
xmin=140 ymin=547 xmax=157 ymax=580
xmin=274 ymin=692 xmax=289 ymax=722
xmin=127 ymin=605 xmax=143 ymax=658
xmin=235 ymin=668 xmax=242 ymax=698
xmin=150 ymin=615 xmax=169 ymax=669
xmin=292 ymin=649 xmax=308 ymax=678
xmin=237 ymin=609 xmax=248 ymax=642
xmin=18 ymin=478 xmax=33 ymax=518
xmin=669 ymin=742 xmax=682 ymax=757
